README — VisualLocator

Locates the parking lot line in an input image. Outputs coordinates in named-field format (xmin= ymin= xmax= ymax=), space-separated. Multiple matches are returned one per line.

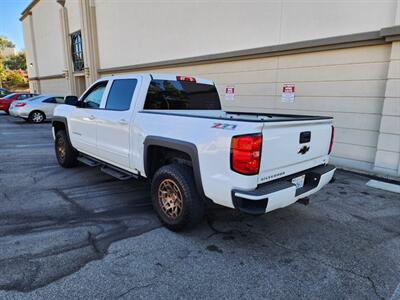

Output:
xmin=15 ymin=143 xmax=53 ymax=148
xmin=367 ymin=179 xmax=400 ymax=194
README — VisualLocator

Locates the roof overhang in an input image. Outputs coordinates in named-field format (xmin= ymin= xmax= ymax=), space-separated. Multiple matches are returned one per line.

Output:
xmin=20 ymin=0 xmax=40 ymax=21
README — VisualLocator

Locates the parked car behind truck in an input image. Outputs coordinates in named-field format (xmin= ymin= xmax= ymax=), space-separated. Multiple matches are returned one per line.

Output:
xmin=10 ymin=95 xmax=65 ymax=123
xmin=0 ymin=88 xmax=10 ymax=97
xmin=0 ymin=92 xmax=37 ymax=114
xmin=52 ymin=73 xmax=336 ymax=230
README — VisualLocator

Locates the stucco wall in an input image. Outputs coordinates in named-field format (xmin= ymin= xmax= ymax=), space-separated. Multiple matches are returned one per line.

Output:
xmin=28 ymin=0 xmax=65 ymax=77
xmin=374 ymin=41 xmax=400 ymax=175
xmin=21 ymin=18 xmax=37 ymax=78
xmin=65 ymin=0 xmax=81 ymax=34
xmin=94 ymin=0 xmax=398 ymax=69
xmin=38 ymin=78 xmax=69 ymax=95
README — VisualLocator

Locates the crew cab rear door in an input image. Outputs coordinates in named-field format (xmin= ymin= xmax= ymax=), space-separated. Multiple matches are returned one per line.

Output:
xmin=95 ymin=76 xmax=140 ymax=168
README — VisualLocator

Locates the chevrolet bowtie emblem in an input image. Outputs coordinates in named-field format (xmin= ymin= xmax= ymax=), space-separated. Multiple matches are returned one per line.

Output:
xmin=298 ymin=145 xmax=310 ymax=155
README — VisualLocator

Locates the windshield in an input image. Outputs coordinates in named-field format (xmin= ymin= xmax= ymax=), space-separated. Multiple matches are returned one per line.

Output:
xmin=144 ymin=80 xmax=221 ymax=110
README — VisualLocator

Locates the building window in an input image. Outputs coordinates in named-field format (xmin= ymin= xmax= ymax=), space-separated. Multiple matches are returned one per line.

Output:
xmin=71 ymin=31 xmax=84 ymax=72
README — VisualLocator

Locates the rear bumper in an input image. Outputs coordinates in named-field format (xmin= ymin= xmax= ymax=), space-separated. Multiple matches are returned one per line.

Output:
xmin=0 ymin=103 xmax=10 ymax=111
xmin=9 ymin=108 xmax=28 ymax=118
xmin=232 ymin=164 xmax=336 ymax=215
xmin=9 ymin=108 xmax=18 ymax=117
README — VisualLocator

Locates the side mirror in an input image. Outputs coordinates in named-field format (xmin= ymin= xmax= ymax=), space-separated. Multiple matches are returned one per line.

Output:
xmin=64 ymin=95 xmax=79 ymax=106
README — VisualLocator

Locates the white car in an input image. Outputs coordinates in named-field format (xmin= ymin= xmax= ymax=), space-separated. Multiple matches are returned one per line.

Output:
xmin=10 ymin=95 xmax=65 ymax=123
xmin=52 ymin=73 xmax=336 ymax=230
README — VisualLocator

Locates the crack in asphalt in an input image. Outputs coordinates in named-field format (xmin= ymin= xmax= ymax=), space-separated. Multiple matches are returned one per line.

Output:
xmin=0 ymin=184 xmax=159 ymax=294
xmin=52 ymin=189 xmax=88 ymax=214
xmin=117 ymin=282 xmax=154 ymax=298
xmin=87 ymin=231 xmax=103 ymax=254
xmin=0 ymin=215 xmax=160 ymax=292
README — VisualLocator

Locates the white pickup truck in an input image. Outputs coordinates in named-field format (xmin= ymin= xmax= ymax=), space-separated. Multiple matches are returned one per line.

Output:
xmin=52 ymin=73 xmax=336 ymax=230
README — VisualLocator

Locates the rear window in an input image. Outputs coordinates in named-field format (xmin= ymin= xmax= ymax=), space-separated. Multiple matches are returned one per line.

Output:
xmin=28 ymin=96 xmax=45 ymax=101
xmin=144 ymin=79 xmax=221 ymax=110
xmin=3 ymin=93 xmax=16 ymax=99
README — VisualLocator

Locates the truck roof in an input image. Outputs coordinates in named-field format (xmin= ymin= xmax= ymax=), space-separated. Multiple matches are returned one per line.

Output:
xmin=99 ymin=73 xmax=215 ymax=85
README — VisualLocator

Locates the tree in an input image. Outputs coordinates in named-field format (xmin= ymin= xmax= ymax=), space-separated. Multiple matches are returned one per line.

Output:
xmin=0 ymin=36 xmax=19 ymax=87
xmin=4 ymin=52 xmax=27 ymax=71
xmin=4 ymin=69 xmax=26 ymax=85
xmin=0 ymin=63 xmax=6 ymax=87
xmin=0 ymin=36 xmax=15 ymax=50
xmin=0 ymin=37 xmax=28 ymax=89
xmin=0 ymin=54 xmax=5 ymax=88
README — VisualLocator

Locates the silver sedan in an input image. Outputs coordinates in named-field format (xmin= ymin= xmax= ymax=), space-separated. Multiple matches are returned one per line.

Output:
xmin=9 ymin=95 xmax=65 ymax=123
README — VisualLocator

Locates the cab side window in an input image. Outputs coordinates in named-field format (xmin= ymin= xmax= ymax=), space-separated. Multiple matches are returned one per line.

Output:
xmin=80 ymin=81 xmax=108 ymax=109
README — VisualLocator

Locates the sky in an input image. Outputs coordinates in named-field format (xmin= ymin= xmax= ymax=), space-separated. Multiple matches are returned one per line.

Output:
xmin=0 ymin=0 xmax=31 ymax=51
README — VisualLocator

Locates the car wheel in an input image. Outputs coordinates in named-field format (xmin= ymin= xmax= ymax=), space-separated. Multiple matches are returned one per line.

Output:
xmin=55 ymin=130 xmax=78 ymax=168
xmin=29 ymin=111 xmax=45 ymax=123
xmin=151 ymin=164 xmax=205 ymax=231
xmin=5 ymin=110 xmax=9 ymax=115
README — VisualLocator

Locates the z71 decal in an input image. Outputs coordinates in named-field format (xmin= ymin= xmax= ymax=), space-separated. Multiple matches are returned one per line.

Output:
xmin=211 ymin=123 xmax=237 ymax=130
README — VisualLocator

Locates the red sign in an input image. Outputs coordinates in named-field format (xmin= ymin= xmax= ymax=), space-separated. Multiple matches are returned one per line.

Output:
xmin=225 ymin=86 xmax=235 ymax=101
xmin=282 ymin=83 xmax=295 ymax=103
xmin=226 ymin=87 xmax=235 ymax=94
xmin=283 ymin=84 xmax=295 ymax=93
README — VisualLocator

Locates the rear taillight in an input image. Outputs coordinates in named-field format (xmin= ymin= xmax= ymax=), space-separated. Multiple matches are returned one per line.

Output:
xmin=231 ymin=134 xmax=262 ymax=175
xmin=176 ymin=76 xmax=196 ymax=82
xmin=328 ymin=125 xmax=334 ymax=154
xmin=15 ymin=103 xmax=26 ymax=107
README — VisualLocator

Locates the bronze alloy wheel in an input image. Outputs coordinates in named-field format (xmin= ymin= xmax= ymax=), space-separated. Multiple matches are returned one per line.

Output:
xmin=158 ymin=179 xmax=183 ymax=220
xmin=57 ymin=138 xmax=66 ymax=161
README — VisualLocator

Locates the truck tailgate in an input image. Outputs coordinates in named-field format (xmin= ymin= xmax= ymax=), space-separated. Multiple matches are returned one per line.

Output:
xmin=258 ymin=120 xmax=333 ymax=184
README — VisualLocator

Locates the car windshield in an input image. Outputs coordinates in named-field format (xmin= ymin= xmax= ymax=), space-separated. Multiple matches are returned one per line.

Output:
xmin=2 ymin=93 xmax=16 ymax=99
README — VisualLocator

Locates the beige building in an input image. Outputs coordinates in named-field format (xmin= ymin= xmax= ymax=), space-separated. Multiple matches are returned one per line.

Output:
xmin=0 ymin=46 xmax=17 ymax=57
xmin=21 ymin=0 xmax=400 ymax=178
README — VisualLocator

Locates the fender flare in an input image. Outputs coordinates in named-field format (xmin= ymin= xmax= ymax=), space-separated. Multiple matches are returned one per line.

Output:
xmin=143 ymin=136 xmax=206 ymax=199
xmin=52 ymin=116 xmax=71 ymax=142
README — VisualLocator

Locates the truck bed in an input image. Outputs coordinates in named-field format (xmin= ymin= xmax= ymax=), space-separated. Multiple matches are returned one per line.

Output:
xmin=139 ymin=110 xmax=333 ymax=123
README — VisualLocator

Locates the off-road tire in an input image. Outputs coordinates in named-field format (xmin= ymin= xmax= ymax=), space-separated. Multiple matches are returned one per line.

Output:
xmin=151 ymin=164 xmax=205 ymax=231
xmin=55 ymin=130 xmax=78 ymax=168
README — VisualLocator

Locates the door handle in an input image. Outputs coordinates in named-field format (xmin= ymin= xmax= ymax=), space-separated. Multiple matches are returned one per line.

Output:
xmin=119 ymin=119 xmax=128 ymax=125
xmin=88 ymin=115 xmax=95 ymax=120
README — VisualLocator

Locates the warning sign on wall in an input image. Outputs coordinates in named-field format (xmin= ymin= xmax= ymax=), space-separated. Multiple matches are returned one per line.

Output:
xmin=225 ymin=86 xmax=235 ymax=101
xmin=282 ymin=83 xmax=295 ymax=103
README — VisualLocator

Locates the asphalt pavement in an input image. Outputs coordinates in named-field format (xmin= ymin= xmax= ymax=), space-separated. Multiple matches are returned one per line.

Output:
xmin=0 ymin=112 xmax=399 ymax=299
